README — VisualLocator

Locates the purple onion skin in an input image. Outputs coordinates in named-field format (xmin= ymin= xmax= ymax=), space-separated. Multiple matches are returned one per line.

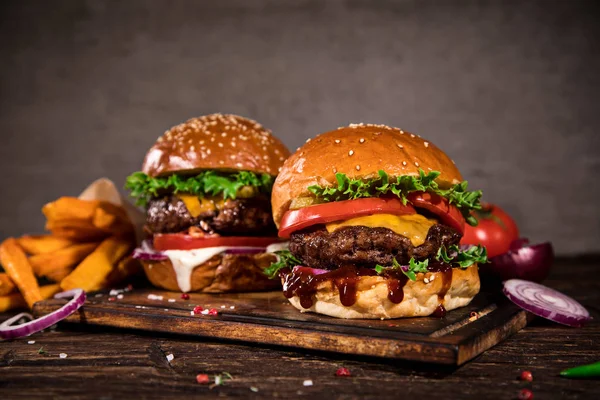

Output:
xmin=292 ymin=266 xmax=328 ymax=275
xmin=481 ymin=242 xmax=554 ymax=283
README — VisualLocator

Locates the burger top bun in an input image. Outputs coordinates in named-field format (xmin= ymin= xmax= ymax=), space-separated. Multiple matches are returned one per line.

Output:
xmin=271 ymin=123 xmax=463 ymax=226
xmin=142 ymin=114 xmax=290 ymax=177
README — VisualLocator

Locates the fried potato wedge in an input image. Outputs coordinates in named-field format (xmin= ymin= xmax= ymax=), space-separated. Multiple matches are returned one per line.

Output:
xmin=0 ymin=238 xmax=43 ymax=309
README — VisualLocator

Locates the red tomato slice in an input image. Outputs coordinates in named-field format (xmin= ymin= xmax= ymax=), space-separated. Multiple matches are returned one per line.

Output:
xmin=278 ymin=197 xmax=416 ymax=238
xmin=154 ymin=234 xmax=281 ymax=251
xmin=406 ymin=192 xmax=465 ymax=234
xmin=460 ymin=203 xmax=519 ymax=258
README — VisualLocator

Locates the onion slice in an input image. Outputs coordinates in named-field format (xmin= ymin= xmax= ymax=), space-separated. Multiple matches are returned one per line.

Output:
xmin=503 ymin=279 xmax=591 ymax=327
xmin=0 ymin=289 xmax=86 ymax=340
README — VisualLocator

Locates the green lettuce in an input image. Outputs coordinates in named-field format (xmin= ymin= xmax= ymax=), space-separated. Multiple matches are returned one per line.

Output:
xmin=264 ymin=250 xmax=302 ymax=279
xmin=307 ymin=169 xmax=482 ymax=226
xmin=125 ymin=170 xmax=274 ymax=207
xmin=436 ymin=244 xmax=488 ymax=268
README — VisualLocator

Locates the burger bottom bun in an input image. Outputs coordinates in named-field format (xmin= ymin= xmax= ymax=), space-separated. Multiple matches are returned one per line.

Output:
xmin=142 ymin=252 xmax=280 ymax=293
xmin=285 ymin=265 xmax=480 ymax=319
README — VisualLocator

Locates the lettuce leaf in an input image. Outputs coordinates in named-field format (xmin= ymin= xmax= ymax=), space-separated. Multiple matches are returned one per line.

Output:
xmin=264 ymin=250 xmax=302 ymax=279
xmin=125 ymin=170 xmax=274 ymax=207
xmin=308 ymin=169 xmax=482 ymax=226
xmin=436 ymin=244 xmax=488 ymax=268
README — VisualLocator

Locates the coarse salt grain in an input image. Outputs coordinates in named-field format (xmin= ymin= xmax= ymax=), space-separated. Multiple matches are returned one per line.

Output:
xmin=59 ymin=353 xmax=68 ymax=359
xmin=166 ymin=354 xmax=174 ymax=362
xmin=117 ymin=294 xmax=124 ymax=300
xmin=27 ymin=340 xmax=35 ymax=344
xmin=201 ymin=309 xmax=209 ymax=315
xmin=303 ymin=380 xmax=313 ymax=387
xmin=147 ymin=294 xmax=163 ymax=301
xmin=230 ymin=306 xmax=235 ymax=309
xmin=94 ymin=294 xmax=103 ymax=298
xmin=221 ymin=305 xmax=226 ymax=309
xmin=168 ymin=299 xmax=176 ymax=303
xmin=109 ymin=289 xmax=123 ymax=296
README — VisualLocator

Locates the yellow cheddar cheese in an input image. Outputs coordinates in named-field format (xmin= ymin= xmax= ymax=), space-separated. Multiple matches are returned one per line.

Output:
xmin=178 ymin=195 xmax=221 ymax=217
xmin=325 ymin=214 xmax=437 ymax=246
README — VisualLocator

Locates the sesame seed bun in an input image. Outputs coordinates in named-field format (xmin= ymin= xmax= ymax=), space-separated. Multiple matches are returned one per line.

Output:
xmin=271 ymin=123 xmax=463 ymax=227
xmin=142 ymin=114 xmax=290 ymax=177
xmin=284 ymin=265 xmax=480 ymax=319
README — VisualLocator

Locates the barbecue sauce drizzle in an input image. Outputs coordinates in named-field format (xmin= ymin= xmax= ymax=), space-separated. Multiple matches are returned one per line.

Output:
xmin=282 ymin=261 xmax=455 ymax=314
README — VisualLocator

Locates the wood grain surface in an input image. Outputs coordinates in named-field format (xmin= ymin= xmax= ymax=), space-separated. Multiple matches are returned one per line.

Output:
xmin=1 ymin=257 xmax=599 ymax=399
xmin=32 ymin=287 xmax=528 ymax=365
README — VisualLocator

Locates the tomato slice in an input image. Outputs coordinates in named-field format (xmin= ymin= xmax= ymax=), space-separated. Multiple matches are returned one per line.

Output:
xmin=278 ymin=197 xmax=416 ymax=238
xmin=406 ymin=192 xmax=465 ymax=234
xmin=154 ymin=234 xmax=282 ymax=251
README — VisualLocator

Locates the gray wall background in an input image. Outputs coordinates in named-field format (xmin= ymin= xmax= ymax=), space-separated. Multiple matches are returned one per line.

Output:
xmin=1 ymin=0 xmax=599 ymax=255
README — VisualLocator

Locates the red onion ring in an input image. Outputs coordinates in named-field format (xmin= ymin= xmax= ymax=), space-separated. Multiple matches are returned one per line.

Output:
xmin=0 ymin=289 xmax=86 ymax=340
xmin=292 ymin=266 xmax=329 ymax=275
xmin=482 ymin=240 xmax=554 ymax=283
xmin=503 ymin=279 xmax=591 ymax=327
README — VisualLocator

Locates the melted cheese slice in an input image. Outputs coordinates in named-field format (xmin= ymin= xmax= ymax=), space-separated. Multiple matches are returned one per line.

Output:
xmin=325 ymin=214 xmax=437 ymax=246
xmin=178 ymin=195 xmax=221 ymax=217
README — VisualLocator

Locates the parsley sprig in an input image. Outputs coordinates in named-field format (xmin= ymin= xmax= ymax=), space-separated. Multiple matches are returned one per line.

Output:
xmin=264 ymin=250 xmax=302 ymax=278
xmin=125 ymin=170 xmax=274 ymax=207
xmin=308 ymin=169 xmax=482 ymax=226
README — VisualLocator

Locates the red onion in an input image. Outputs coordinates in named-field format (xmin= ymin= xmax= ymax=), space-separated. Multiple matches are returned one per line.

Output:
xmin=503 ymin=279 xmax=591 ymax=327
xmin=0 ymin=289 xmax=86 ymax=340
xmin=482 ymin=240 xmax=554 ymax=283
xmin=292 ymin=266 xmax=329 ymax=275
xmin=224 ymin=247 xmax=266 ymax=255
xmin=132 ymin=247 xmax=168 ymax=261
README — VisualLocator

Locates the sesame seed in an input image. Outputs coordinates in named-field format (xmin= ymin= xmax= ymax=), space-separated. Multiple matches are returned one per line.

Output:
xmin=335 ymin=139 xmax=341 ymax=144
xmin=218 ymin=143 xmax=223 ymax=147
xmin=402 ymin=161 xmax=407 ymax=166
xmin=399 ymin=130 xmax=404 ymax=134
xmin=230 ymin=155 xmax=236 ymax=159
xmin=397 ymin=144 xmax=403 ymax=149
xmin=415 ymin=162 xmax=419 ymax=167
xmin=206 ymin=149 xmax=211 ymax=155
xmin=410 ymin=134 xmax=415 ymax=138
xmin=359 ymin=138 xmax=365 ymax=143
xmin=348 ymin=150 xmax=354 ymax=156
xmin=430 ymin=275 xmax=435 ymax=281
xmin=424 ymin=278 xmax=430 ymax=284
xmin=332 ymin=167 xmax=337 ymax=173
xmin=356 ymin=165 xmax=361 ymax=171
xmin=306 ymin=138 xmax=311 ymax=143
xmin=219 ymin=160 xmax=224 ymax=164
xmin=190 ymin=145 xmax=195 ymax=151
xmin=424 ymin=142 xmax=429 ymax=147
xmin=236 ymin=163 xmax=243 ymax=167
xmin=263 ymin=155 xmax=268 ymax=160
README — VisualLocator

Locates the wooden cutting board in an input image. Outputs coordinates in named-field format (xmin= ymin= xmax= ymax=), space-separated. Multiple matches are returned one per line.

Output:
xmin=33 ymin=288 xmax=530 ymax=365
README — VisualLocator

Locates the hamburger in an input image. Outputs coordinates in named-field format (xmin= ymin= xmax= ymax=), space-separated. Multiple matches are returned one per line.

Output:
xmin=126 ymin=114 xmax=290 ymax=293
xmin=267 ymin=123 xmax=487 ymax=319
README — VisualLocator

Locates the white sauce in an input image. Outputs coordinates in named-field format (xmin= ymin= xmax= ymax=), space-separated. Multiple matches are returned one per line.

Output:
xmin=163 ymin=246 xmax=267 ymax=292
xmin=266 ymin=241 xmax=289 ymax=254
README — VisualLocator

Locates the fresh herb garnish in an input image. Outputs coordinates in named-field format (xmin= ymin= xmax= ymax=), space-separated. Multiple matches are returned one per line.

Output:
xmin=374 ymin=245 xmax=487 ymax=280
xmin=264 ymin=250 xmax=302 ymax=278
xmin=437 ymin=244 xmax=488 ymax=268
xmin=374 ymin=258 xmax=429 ymax=281
xmin=125 ymin=170 xmax=274 ymax=207
xmin=38 ymin=346 xmax=45 ymax=354
xmin=308 ymin=169 xmax=482 ymax=226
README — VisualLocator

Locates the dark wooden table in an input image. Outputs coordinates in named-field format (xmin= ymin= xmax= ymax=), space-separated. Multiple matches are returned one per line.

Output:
xmin=1 ymin=257 xmax=599 ymax=399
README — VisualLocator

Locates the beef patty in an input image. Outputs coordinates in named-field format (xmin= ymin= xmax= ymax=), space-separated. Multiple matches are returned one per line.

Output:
xmin=289 ymin=224 xmax=460 ymax=270
xmin=145 ymin=195 xmax=276 ymax=235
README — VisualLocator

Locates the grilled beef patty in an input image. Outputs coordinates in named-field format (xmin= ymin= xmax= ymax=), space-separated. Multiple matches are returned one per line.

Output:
xmin=145 ymin=195 xmax=276 ymax=236
xmin=288 ymin=224 xmax=460 ymax=270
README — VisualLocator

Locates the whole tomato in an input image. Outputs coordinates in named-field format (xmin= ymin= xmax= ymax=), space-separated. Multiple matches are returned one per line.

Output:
xmin=460 ymin=203 xmax=519 ymax=258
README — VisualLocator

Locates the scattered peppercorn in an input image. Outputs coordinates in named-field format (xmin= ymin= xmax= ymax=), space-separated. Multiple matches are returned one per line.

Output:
xmin=196 ymin=374 xmax=210 ymax=384
xmin=193 ymin=306 xmax=204 ymax=315
xmin=336 ymin=367 xmax=351 ymax=377
xmin=518 ymin=388 xmax=533 ymax=400
xmin=181 ymin=293 xmax=190 ymax=300
xmin=208 ymin=308 xmax=219 ymax=316
xmin=520 ymin=370 xmax=533 ymax=382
